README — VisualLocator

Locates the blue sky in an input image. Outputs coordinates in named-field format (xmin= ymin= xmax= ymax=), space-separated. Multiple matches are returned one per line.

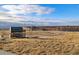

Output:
xmin=0 ymin=4 xmax=79 ymax=27
xmin=40 ymin=4 xmax=79 ymax=19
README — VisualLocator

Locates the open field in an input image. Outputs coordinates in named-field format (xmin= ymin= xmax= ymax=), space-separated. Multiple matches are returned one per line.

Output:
xmin=1 ymin=30 xmax=79 ymax=55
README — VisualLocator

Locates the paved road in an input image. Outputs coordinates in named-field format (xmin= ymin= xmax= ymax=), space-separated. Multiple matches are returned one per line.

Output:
xmin=0 ymin=50 xmax=16 ymax=55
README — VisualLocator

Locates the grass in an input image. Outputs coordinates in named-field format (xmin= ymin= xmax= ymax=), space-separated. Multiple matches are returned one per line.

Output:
xmin=0 ymin=30 xmax=79 ymax=55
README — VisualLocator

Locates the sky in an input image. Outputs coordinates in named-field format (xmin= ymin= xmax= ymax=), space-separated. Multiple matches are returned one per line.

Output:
xmin=0 ymin=4 xmax=79 ymax=27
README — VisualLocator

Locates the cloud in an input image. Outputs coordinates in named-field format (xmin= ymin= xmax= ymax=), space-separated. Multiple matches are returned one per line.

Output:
xmin=2 ymin=4 xmax=54 ymax=15
xmin=20 ymin=17 xmax=64 ymax=23
xmin=0 ymin=12 xmax=25 ymax=23
xmin=0 ymin=4 xmax=55 ymax=24
xmin=0 ymin=4 xmax=79 ymax=26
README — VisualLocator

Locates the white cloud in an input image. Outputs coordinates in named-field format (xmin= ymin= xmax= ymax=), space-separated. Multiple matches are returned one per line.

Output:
xmin=2 ymin=4 xmax=54 ymax=15
xmin=0 ymin=4 xmax=57 ymax=26
xmin=20 ymin=17 xmax=64 ymax=23
xmin=0 ymin=12 xmax=25 ymax=23
xmin=0 ymin=16 xmax=10 ymax=19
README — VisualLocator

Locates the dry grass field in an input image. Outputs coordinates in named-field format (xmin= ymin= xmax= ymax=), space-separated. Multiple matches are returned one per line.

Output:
xmin=0 ymin=30 xmax=79 ymax=55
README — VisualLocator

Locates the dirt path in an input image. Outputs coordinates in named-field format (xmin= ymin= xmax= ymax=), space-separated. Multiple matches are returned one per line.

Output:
xmin=0 ymin=50 xmax=16 ymax=55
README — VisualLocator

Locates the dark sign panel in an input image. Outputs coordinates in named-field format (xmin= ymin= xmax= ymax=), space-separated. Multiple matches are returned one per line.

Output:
xmin=11 ymin=27 xmax=23 ymax=32
xmin=11 ymin=27 xmax=25 ymax=38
